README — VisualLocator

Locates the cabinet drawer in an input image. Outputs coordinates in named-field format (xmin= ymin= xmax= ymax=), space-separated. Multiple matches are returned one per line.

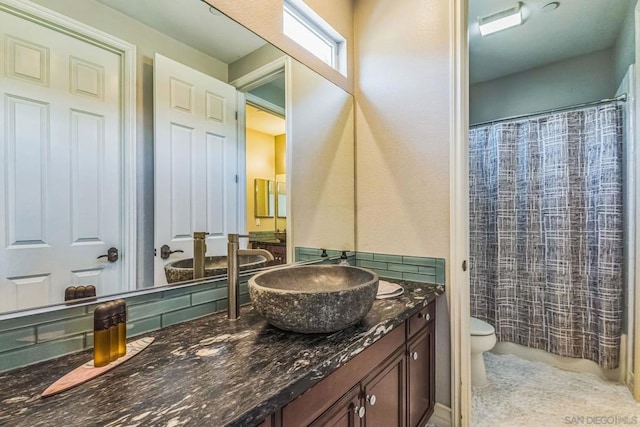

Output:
xmin=407 ymin=302 xmax=435 ymax=339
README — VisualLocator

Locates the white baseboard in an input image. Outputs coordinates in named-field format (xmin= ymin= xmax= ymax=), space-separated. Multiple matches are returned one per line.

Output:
xmin=428 ymin=402 xmax=452 ymax=427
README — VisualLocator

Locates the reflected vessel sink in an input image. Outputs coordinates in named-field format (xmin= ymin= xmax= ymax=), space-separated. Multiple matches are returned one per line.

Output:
xmin=275 ymin=231 xmax=286 ymax=242
xmin=165 ymin=252 xmax=270 ymax=284
xmin=248 ymin=265 xmax=379 ymax=333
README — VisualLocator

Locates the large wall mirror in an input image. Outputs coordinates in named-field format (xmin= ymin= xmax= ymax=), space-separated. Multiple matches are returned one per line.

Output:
xmin=0 ymin=0 xmax=355 ymax=315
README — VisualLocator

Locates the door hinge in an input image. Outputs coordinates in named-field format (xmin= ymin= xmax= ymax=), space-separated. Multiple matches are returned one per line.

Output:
xmin=235 ymin=111 xmax=238 ymax=120
xmin=235 ymin=174 xmax=238 ymax=183
xmin=462 ymin=260 xmax=467 ymax=271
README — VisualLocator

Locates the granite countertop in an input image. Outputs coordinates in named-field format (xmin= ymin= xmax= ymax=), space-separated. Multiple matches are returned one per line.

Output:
xmin=0 ymin=281 xmax=443 ymax=427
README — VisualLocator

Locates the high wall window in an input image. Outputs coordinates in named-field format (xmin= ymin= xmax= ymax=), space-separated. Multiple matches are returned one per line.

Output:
xmin=283 ymin=0 xmax=346 ymax=76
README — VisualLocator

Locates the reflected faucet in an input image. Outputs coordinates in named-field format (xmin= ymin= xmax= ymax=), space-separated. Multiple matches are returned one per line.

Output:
xmin=193 ymin=232 xmax=209 ymax=280
xmin=227 ymin=233 xmax=250 ymax=320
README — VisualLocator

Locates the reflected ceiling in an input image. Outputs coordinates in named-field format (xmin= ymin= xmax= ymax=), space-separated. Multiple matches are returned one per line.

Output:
xmin=96 ymin=0 xmax=266 ymax=63
xmin=246 ymin=106 xmax=286 ymax=136
xmin=469 ymin=0 xmax=634 ymax=83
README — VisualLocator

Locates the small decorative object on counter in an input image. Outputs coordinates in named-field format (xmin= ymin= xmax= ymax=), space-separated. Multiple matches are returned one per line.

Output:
xmin=64 ymin=286 xmax=76 ymax=302
xmin=116 ymin=299 xmax=127 ymax=357
xmin=75 ymin=286 xmax=87 ymax=298
xmin=42 ymin=336 xmax=154 ymax=398
xmin=338 ymin=251 xmax=349 ymax=266
xmin=85 ymin=285 xmax=97 ymax=298
xmin=320 ymin=249 xmax=328 ymax=258
xmin=93 ymin=300 xmax=128 ymax=366
xmin=107 ymin=301 xmax=119 ymax=362
xmin=93 ymin=304 xmax=112 ymax=368
xmin=376 ymin=280 xmax=404 ymax=299
xmin=64 ymin=285 xmax=97 ymax=301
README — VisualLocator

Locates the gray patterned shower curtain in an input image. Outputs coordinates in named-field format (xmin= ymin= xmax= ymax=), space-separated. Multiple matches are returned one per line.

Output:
xmin=469 ymin=103 xmax=624 ymax=369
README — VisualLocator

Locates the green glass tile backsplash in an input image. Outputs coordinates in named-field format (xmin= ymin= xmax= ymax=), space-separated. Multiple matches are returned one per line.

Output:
xmin=355 ymin=251 xmax=445 ymax=285
xmin=0 ymin=277 xmax=230 ymax=373
xmin=0 ymin=251 xmax=444 ymax=373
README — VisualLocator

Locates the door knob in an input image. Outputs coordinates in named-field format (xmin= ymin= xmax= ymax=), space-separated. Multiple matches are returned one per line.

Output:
xmin=366 ymin=394 xmax=377 ymax=406
xmin=353 ymin=405 xmax=366 ymax=418
xmin=411 ymin=351 xmax=419 ymax=360
xmin=160 ymin=244 xmax=184 ymax=260
xmin=97 ymin=247 xmax=119 ymax=263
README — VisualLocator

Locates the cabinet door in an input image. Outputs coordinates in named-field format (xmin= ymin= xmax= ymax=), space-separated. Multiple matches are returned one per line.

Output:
xmin=310 ymin=385 xmax=363 ymax=427
xmin=407 ymin=322 xmax=435 ymax=427
xmin=256 ymin=411 xmax=281 ymax=427
xmin=282 ymin=327 xmax=405 ymax=426
xmin=362 ymin=351 xmax=406 ymax=427
xmin=269 ymin=244 xmax=287 ymax=264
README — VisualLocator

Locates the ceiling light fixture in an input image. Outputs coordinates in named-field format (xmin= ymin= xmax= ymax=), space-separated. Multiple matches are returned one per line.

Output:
xmin=478 ymin=4 xmax=522 ymax=37
xmin=542 ymin=2 xmax=560 ymax=13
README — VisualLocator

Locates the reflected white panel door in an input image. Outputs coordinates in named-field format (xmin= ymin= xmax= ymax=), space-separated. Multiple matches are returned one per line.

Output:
xmin=0 ymin=11 xmax=123 ymax=312
xmin=154 ymin=54 xmax=238 ymax=285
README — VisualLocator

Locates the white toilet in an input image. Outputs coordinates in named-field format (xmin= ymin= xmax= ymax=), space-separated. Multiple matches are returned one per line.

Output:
xmin=470 ymin=317 xmax=496 ymax=386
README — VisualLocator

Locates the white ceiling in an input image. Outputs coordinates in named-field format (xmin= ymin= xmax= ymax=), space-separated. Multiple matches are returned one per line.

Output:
xmin=96 ymin=0 xmax=267 ymax=63
xmin=469 ymin=0 xmax=634 ymax=84
xmin=246 ymin=106 xmax=286 ymax=136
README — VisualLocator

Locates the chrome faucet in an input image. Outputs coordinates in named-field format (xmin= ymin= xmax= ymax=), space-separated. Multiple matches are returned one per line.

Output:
xmin=193 ymin=232 xmax=209 ymax=280
xmin=227 ymin=233 xmax=250 ymax=320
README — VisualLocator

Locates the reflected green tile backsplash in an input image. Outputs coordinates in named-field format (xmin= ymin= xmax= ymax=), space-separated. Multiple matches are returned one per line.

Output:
xmin=0 ymin=251 xmax=444 ymax=373
xmin=0 ymin=279 xmax=232 ymax=373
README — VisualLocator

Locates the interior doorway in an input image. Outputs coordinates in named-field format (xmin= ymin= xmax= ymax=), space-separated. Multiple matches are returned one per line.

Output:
xmin=464 ymin=0 xmax=640 ymax=424
xmin=244 ymin=98 xmax=288 ymax=265
xmin=232 ymin=58 xmax=292 ymax=264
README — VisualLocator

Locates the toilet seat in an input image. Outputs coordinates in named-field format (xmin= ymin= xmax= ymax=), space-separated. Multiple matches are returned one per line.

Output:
xmin=470 ymin=317 xmax=494 ymax=336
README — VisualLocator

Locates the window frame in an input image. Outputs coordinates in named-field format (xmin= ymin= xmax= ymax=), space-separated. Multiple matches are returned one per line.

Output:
xmin=283 ymin=0 xmax=346 ymax=75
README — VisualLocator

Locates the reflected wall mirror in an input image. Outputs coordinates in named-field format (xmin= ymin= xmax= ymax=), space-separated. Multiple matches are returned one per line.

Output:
xmin=0 ymin=0 xmax=355 ymax=316
xmin=254 ymin=179 xmax=276 ymax=218
xmin=277 ymin=182 xmax=287 ymax=219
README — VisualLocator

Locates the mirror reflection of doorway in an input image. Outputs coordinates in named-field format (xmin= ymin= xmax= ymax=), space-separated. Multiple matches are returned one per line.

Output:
xmin=244 ymin=91 xmax=288 ymax=265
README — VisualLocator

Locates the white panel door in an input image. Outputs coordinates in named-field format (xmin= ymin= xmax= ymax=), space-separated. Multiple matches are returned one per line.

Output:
xmin=0 ymin=10 xmax=124 ymax=312
xmin=154 ymin=54 xmax=238 ymax=285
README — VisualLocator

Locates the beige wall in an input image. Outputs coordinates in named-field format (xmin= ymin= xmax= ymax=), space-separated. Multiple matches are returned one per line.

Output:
xmin=246 ymin=129 xmax=277 ymax=232
xmin=229 ymin=44 xmax=286 ymax=83
xmin=354 ymin=0 xmax=450 ymax=259
xmin=290 ymin=60 xmax=355 ymax=251
xmin=205 ymin=0 xmax=354 ymax=94
xmin=354 ymin=0 xmax=452 ymax=406
xmin=470 ymin=48 xmax=615 ymax=124
xmin=275 ymin=134 xmax=287 ymax=175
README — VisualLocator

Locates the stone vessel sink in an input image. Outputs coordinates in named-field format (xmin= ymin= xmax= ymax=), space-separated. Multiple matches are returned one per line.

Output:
xmin=248 ymin=265 xmax=379 ymax=333
xmin=165 ymin=253 xmax=270 ymax=284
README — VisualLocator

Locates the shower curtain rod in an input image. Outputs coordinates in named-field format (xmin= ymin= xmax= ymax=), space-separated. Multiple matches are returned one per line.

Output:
xmin=470 ymin=93 xmax=628 ymax=127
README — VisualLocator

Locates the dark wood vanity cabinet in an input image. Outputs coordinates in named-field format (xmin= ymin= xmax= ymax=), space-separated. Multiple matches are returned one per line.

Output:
xmin=408 ymin=321 xmax=435 ymax=427
xmin=310 ymin=350 xmax=406 ymax=427
xmin=309 ymin=385 xmax=361 ymax=427
xmin=361 ymin=350 xmax=407 ymax=426
xmin=252 ymin=241 xmax=287 ymax=265
xmin=267 ymin=301 xmax=436 ymax=427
